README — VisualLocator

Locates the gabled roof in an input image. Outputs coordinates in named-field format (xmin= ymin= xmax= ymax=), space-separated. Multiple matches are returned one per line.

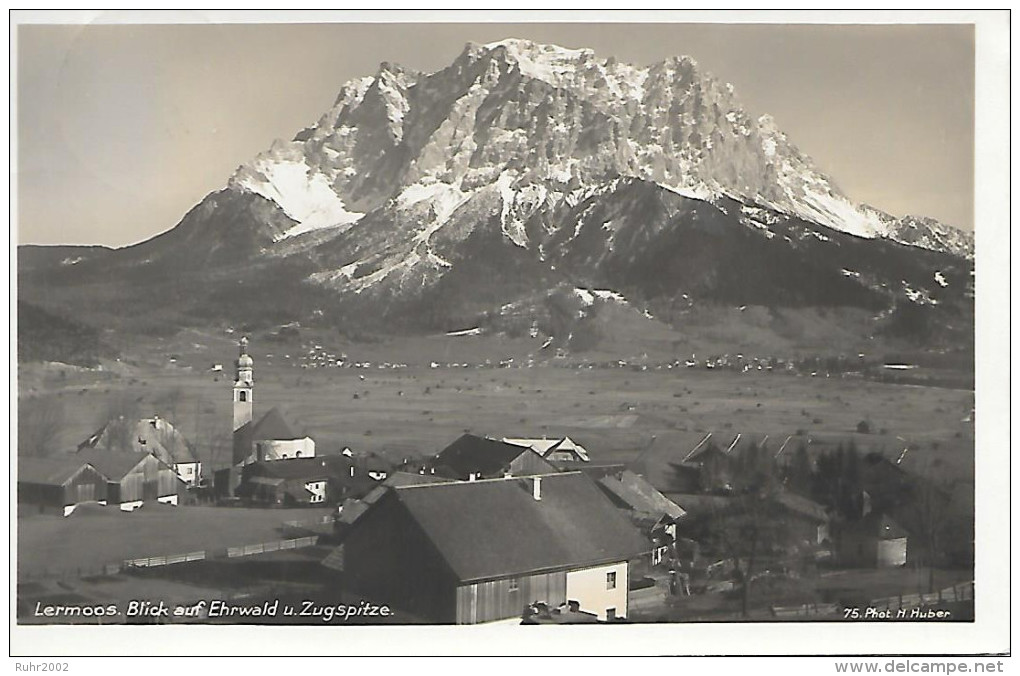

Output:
xmin=75 ymin=448 xmax=160 ymax=481
xmin=387 ymin=472 xmax=648 ymax=582
xmin=79 ymin=416 xmax=198 ymax=466
xmin=597 ymin=470 xmax=686 ymax=520
xmin=18 ymin=455 xmax=93 ymax=485
xmin=503 ymin=436 xmax=591 ymax=461
xmin=432 ymin=434 xmax=533 ymax=479
xmin=251 ymin=406 xmax=304 ymax=441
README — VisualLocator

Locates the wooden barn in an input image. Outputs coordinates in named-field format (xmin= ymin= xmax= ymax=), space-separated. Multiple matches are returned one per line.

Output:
xmin=18 ymin=455 xmax=109 ymax=516
xmin=77 ymin=449 xmax=185 ymax=511
xmin=340 ymin=472 xmax=648 ymax=624
xmin=427 ymin=434 xmax=558 ymax=481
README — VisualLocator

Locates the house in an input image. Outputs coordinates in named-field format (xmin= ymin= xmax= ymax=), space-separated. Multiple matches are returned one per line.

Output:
xmin=770 ymin=490 xmax=831 ymax=548
xmin=594 ymin=469 xmax=687 ymax=567
xmin=18 ymin=455 xmax=109 ymax=516
xmin=427 ymin=434 xmax=558 ymax=481
xmin=76 ymin=448 xmax=186 ymax=511
xmin=352 ymin=451 xmax=395 ymax=482
xmin=79 ymin=416 xmax=202 ymax=487
xmin=235 ymin=455 xmax=374 ymax=507
xmin=340 ymin=472 xmax=649 ymax=624
xmin=502 ymin=436 xmax=591 ymax=463
xmin=836 ymin=512 xmax=909 ymax=568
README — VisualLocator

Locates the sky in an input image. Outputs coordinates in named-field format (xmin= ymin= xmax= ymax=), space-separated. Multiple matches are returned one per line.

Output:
xmin=15 ymin=17 xmax=976 ymax=247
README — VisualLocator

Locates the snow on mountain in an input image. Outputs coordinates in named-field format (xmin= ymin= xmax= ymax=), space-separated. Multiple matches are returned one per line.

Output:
xmin=186 ymin=38 xmax=972 ymax=302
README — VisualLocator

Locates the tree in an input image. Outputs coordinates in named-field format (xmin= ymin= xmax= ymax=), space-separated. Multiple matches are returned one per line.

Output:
xmin=690 ymin=443 xmax=796 ymax=617
xmin=18 ymin=396 xmax=66 ymax=456
xmin=691 ymin=492 xmax=795 ymax=617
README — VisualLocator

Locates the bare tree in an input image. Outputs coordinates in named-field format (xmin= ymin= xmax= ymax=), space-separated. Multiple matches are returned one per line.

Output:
xmin=18 ymin=396 xmax=66 ymax=456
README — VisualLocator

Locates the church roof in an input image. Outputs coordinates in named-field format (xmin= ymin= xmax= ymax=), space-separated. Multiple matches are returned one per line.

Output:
xmin=251 ymin=407 xmax=303 ymax=441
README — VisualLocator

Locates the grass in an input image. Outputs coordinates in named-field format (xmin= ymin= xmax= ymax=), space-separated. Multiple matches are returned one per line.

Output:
xmin=17 ymin=504 xmax=333 ymax=577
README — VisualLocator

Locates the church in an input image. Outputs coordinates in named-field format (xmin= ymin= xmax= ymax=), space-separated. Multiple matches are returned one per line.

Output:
xmin=218 ymin=337 xmax=316 ymax=495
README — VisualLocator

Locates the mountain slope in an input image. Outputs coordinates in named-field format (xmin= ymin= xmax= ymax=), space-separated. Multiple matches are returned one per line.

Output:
xmin=18 ymin=39 xmax=974 ymax=346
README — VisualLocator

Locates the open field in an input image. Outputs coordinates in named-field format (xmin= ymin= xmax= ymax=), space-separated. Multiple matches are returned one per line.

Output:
xmin=17 ymin=505 xmax=333 ymax=577
xmin=18 ymin=330 xmax=975 ymax=484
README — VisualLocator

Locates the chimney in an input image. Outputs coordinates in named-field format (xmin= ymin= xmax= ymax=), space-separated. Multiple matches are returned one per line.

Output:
xmin=533 ymin=476 xmax=542 ymax=501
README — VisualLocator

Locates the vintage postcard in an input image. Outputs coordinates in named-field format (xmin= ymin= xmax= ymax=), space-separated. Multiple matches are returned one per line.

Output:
xmin=9 ymin=10 xmax=1010 ymax=660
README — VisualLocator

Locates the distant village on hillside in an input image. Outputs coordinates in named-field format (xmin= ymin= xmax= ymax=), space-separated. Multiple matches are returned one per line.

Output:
xmin=17 ymin=337 xmax=973 ymax=624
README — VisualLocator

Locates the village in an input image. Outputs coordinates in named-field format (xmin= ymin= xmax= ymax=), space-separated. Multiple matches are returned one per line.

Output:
xmin=16 ymin=336 xmax=974 ymax=625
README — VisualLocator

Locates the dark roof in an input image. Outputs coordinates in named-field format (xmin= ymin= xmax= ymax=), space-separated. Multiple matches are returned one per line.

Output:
xmin=251 ymin=407 xmax=304 ymax=441
xmin=389 ymin=472 xmax=648 ymax=582
xmin=247 ymin=456 xmax=353 ymax=481
xmin=432 ymin=434 xmax=532 ymax=479
xmin=18 ymin=455 xmax=91 ymax=485
xmin=597 ymin=470 xmax=686 ymax=520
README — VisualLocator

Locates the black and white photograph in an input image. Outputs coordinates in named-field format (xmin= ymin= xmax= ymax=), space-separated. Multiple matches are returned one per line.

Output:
xmin=9 ymin=10 xmax=1010 ymax=661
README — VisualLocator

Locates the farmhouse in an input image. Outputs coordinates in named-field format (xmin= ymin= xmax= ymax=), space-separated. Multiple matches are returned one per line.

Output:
xmin=427 ymin=433 xmax=558 ymax=481
xmin=341 ymin=472 xmax=648 ymax=623
xmin=502 ymin=436 xmax=591 ymax=463
xmin=593 ymin=468 xmax=687 ymax=567
xmin=18 ymin=455 xmax=108 ymax=516
xmin=79 ymin=415 xmax=201 ymax=486
xmin=235 ymin=455 xmax=374 ymax=507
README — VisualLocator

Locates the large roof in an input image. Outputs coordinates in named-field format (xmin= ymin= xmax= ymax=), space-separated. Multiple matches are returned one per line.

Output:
xmin=247 ymin=455 xmax=353 ymax=481
xmin=18 ymin=455 xmax=92 ymax=485
xmin=597 ymin=470 xmax=686 ymax=520
xmin=432 ymin=434 xmax=532 ymax=479
xmin=79 ymin=416 xmax=198 ymax=465
xmin=388 ymin=472 xmax=648 ymax=582
xmin=75 ymin=448 xmax=156 ymax=481
xmin=251 ymin=407 xmax=304 ymax=441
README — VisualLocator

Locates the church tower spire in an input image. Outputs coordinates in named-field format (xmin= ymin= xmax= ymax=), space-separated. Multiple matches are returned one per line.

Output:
xmin=233 ymin=336 xmax=254 ymax=432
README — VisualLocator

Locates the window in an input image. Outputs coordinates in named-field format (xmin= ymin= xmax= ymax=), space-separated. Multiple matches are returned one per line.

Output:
xmin=239 ymin=391 xmax=247 ymax=402
xmin=606 ymin=571 xmax=617 ymax=590
xmin=508 ymin=578 xmax=519 ymax=593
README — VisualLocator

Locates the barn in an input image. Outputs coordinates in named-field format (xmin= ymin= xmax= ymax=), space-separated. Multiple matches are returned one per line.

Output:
xmin=18 ymin=455 xmax=109 ymax=516
xmin=77 ymin=449 xmax=185 ymax=511
xmin=341 ymin=472 xmax=648 ymax=624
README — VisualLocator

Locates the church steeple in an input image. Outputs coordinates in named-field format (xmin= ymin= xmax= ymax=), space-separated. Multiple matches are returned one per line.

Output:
xmin=233 ymin=336 xmax=254 ymax=432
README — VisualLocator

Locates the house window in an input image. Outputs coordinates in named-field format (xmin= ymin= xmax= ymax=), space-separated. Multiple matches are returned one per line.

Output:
xmin=239 ymin=391 xmax=247 ymax=402
xmin=606 ymin=571 xmax=617 ymax=590
xmin=508 ymin=578 xmax=519 ymax=592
